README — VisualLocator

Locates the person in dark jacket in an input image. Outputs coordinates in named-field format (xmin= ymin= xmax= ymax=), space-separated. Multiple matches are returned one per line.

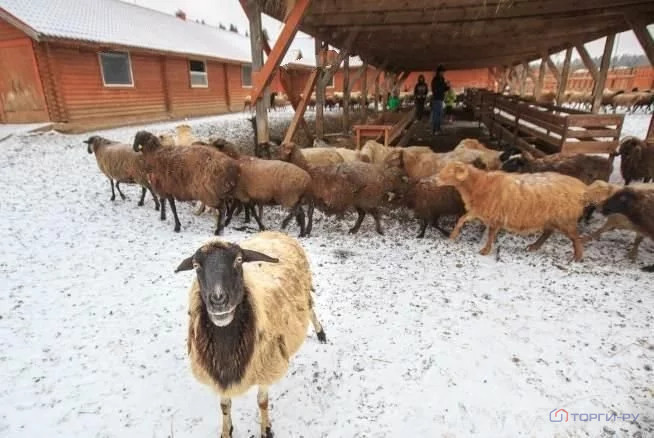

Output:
xmin=430 ymin=65 xmax=450 ymax=134
xmin=413 ymin=74 xmax=429 ymax=120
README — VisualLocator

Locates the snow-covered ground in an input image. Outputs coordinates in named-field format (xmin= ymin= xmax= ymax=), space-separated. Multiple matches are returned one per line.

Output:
xmin=0 ymin=113 xmax=653 ymax=438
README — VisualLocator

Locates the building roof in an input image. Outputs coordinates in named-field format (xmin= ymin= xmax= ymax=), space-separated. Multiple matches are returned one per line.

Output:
xmin=0 ymin=0 xmax=252 ymax=64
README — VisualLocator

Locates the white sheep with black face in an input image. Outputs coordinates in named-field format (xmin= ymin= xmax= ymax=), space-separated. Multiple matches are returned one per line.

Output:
xmin=175 ymin=231 xmax=326 ymax=438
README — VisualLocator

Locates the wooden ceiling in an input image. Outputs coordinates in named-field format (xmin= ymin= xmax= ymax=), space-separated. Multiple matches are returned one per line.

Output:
xmin=257 ymin=0 xmax=654 ymax=71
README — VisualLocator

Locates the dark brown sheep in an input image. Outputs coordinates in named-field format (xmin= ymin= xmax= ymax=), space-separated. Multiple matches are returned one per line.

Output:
xmin=132 ymin=131 xmax=240 ymax=234
xmin=404 ymin=175 xmax=465 ymax=238
xmin=601 ymin=187 xmax=654 ymax=272
xmin=616 ymin=137 xmax=654 ymax=185
xmin=501 ymin=152 xmax=614 ymax=185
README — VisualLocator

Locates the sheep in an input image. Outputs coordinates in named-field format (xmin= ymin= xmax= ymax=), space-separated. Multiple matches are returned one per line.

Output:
xmin=537 ymin=91 xmax=556 ymax=105
xmin=501 ymin=152 xmax=614 ymax=185
xmin=611 ymin=92 xmax=641 ymax=113
xmin=280 ymin=142 xmax=408 ymax=235
xmin=404 ymin=175 xmax=465 ymax=238
xmin=243 ymin=95 xmax=252 ymax=112
xmin=360 ymin=139 xmax=431 ymax=164
xmin=247 ymin=116 xmax=282 ymax=159
xmin=132 ymin=131 xmax=240 ymax=234
xmin=85 ymin=136 xmax=160 ymax=210
xmin=601 ymin=187 xmax=654 ymax=271
xmin=615 ymin=136 xmax=654 ymax=184
xmin=175 ymin=231 xmax=326 ymax=438
xmin=435 ymin=162 xmax=607 ymax=261
xmin=582 ymin=181 xmax=653 ymax=261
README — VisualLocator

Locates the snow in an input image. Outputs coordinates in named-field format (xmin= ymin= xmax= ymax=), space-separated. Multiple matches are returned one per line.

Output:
xmin=1 ymin=113 xmax=653 ymax=438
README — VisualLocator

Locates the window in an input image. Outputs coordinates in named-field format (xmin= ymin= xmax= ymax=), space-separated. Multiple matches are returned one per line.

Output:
xmin=325 ymin=74 xmax=334 ymax=88
xmin=99 ymin=51 xmax=133 ymax=86
xmin=242 ymin=64 xmax=252 ymax=87
xmin=189 ymin=60 xmax=208 ymax=87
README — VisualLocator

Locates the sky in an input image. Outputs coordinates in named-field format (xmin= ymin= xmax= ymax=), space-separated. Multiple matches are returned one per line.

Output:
xmin=125 ymin=0 xmax=648 ymax=64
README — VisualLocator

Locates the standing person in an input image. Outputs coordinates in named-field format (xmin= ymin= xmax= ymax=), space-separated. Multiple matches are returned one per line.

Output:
xmin=413 ymin=75 xmax=429 ymax=120
xmin=430 ymin=65 xmax=450 ymax=134
xmin=444 ymin=87 xmax=456 ymax=123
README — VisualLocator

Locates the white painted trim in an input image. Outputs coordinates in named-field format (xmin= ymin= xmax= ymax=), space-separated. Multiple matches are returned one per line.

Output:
xmin=98 ymin=51 xmax=134 ymax=88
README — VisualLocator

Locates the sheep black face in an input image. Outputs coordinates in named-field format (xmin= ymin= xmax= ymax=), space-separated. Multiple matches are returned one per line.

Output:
xmin=83 ymin=136 xmax=108 ymax=154
xmin=132 ymin=131 xmax=159 ymax=153
xmin=176 ymin=243 xmax=278 ymax=327
xmin=601 ymin=189 xmax=639 ymax=216
xmin=501 ymin=156 xmax=527 ymax=173
xmin=618 ymin=138 xmax=643 ymax=160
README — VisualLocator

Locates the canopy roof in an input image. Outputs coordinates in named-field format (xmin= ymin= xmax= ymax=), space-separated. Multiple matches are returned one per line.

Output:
xmin=258 ymin=0 xmax=654 ymax=71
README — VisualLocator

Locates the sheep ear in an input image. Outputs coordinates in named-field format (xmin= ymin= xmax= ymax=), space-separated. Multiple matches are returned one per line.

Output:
xmin=175 ymin=256 xmax=195 ymax=273
xmin=242 ymin=249 xmax=279 ymax=264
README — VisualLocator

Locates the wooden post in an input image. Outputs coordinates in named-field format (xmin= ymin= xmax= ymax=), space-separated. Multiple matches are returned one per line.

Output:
xmin=284 ymin=69 xmax=319 ymax=144
xmin=556 ymin=47 xmax=572 ymax=105
xmin=279 ymin=68 xmax=312 ymax=139
xmin=374 ymin=70 xmax=381 ymax=112
xmin=535 ymin=56 xmax=546 ymax=100
xmin=647 ymin=114 xmax=654 ymax=143
xmin=592 ymin=33 xmax=616 ymax=113
xmin=518 ymin=64 xmax=527 ymax=97
xmin=342 ymin=56 xmax=350 ymax=134
xmin=222 ymin=63 xmax=232 ymax=112
xmin=575 ymin=44 xmax=599 ymax=83
xmin=315 ymin=38 xmax=325 ymax=140
xmin=625 ymin=15 xmax=654 ymax=66
xmin=246 ymin=0 xmax=269 ymax=145
xmin=360 ymin=62 xmax=368 ymax=118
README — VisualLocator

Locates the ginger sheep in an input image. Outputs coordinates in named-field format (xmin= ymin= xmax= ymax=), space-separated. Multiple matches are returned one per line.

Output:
xmin=602 ymin=187 xmax=654 ymax=272
xmin=132 ymin=131 xmax=240 ymax=234
xmin=404 ymin=175 xmax=465 ymax=238
xmin=85 ymin=136 xmax=159 ymax=210
xmin=176 ymin=232 xmax=326 ymax=438
xmin=616 ymin=136 xmax=654 ymax=184
xmin=436 ymin=162 xmax=606 ymax=260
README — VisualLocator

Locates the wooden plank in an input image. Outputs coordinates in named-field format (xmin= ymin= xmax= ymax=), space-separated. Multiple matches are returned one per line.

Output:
xmin=279 ymin=68 xmax=312 ymax=139
xmin=565 ymin=128 xmax=620 ymax=138
xmin=555 ymin=47 xmax=572 ymax=105
xmin=388 ymin=110 xmax=415 ymax=145
xmin=591 ymin=33 xmax=615 ymax=113
xmin=247 ymin=0 xmax=270 ymax=145
xmin=567 ymin=114 xmax=623 ymax=127
xmin=625 ymin=15 xmax=654 ymax=66
xmin=315 ymin=38 xmax=326 ymax=140
xmin=374 ymin=69 xmax=381 ymax=112
xmin=342 ymin=55 xmax=350 ymax=133
xmin=248 ymin=0 xmax=310 ymax=103
xmin=561 ymin=141 xmax=619 ymax=155
xmin=360 ymin=62 xmax=368 ymax=117
xmin=283 ymin=69 xmax=319 ymax=144
xmin=648 ymin=115 xmax=654 ymax=143
xmin=575 ymin=43 xmax=599 ymax=82
xmin=545 ymin=56 xmax=561 ymax=83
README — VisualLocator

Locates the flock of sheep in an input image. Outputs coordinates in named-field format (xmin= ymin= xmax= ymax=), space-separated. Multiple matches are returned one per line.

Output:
xmin=529 ymin=89 xmax=654 ymax=113
xmin=84 ymin=120 xmax=654 ymax=435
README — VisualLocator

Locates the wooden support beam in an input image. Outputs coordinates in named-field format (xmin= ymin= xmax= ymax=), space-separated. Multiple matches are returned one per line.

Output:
xmin=647 ymin=114 xmax=654 ymax=143
xmin=518 ymin=64 xmax=527 ymax=96
xmin=284 ymin=69 xmax=320 ymax=144
xmin=343 ymin=56 xmax=351 ymax=134
xmin=545 ymin=56 xmax=561 ymax=84
xmin=246 ymin=0 xmax=269 ymax=145
xmin=318 ymin=31 xmax=358 ymax=88
xmin=535 ymin=55 xmax=547 ymax=99
xmin=245 ymin=0 xmax=310 ymax=103
xmin=575 ymin=43 xmax=599 ymax=82
xmin=592 ymin=33 xmax=616 ymax=113
xmin=625 ymin=15 xmax=654 ymax=66
xmin=396 ymin=71 xmax=410 ymax=93
xmin=374 ymin=69 xmax=381 ymax=112
xmin=556 ymin=47 xmax=573 ymax=105
xmin=279 ymin=68 xmax=312 ymax=140
xmin=315 ymin=38 xmax=326 ymax=140
xmin=360 ymin=62 xmax=368 ymax=117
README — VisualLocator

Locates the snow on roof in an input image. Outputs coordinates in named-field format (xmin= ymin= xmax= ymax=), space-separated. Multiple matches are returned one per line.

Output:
xmin=0 ymin=0 xmax=252 ymax=63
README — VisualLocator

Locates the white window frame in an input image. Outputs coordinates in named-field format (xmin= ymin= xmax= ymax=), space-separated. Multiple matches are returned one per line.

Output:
xmin=241 ymin=64 xmax=252 ymax=88
xmin=98 ymin=51 xmax=134 ymax=88
xmin=189 ymin=59 xmax=208 ymax=88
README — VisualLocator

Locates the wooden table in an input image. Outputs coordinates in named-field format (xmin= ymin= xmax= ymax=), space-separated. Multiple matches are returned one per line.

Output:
xmin=353 ymin=124 xmax=392 ymax=149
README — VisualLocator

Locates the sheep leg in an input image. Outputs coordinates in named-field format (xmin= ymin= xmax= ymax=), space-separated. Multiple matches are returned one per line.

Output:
xmin=582 ymin=217 xmax=619 ymax=243
xmin=562 ymin=228 xmax=584 ymax=262
xmin=450 ymin=213 xmax=474 ymax=241
xmin=148 ymin=187 xmax=160 ymax=211
xmin=417 ymin=220 xmax=428 ymax=238
xmin=306 ymin=201 xmax=314 ymax=236
xmin=223 ymin=201 xmax=236 ymax=227
xmin=642 ymin=265 xmax=654 ymax=273
xmin=281 ymin=210 xmax=294 ymax=229
xmin=258 ymin=204 xmax=264 ymax=221
xmin=250 ymin=204 xmax=266 ymax=231
xmin=159 ymin=197 xmax=166 ymax=221
xmin=220 ymin=398 xmax=233 ymax=438
xmin=628 ymin=235 xmax=644 ymax=261
xmin=370 ymin=209 xmax=384 ymax=235
xmin=479 ymin=226 xmax=499 ymax=256
xmin=214 ymin=204 xmax=225 ymax=235
xmin=168 ymin=197 xmax=181 ymax=233
xmin=115 ymin=182 xmax=127 ymax=200
xmin=527 ymin=229 xmax=553 ymax=252
xmin=310 ymin=296 xmax=327 ymax=342
xmin=138 ymin=186 xmax=146 ymax=206
xmin=257 ymin=387 xmax=273 ymax=438
xmin=432 ymin=217 xmax=451 ymax=238
xmin=294 ymin=204 xmax=306 ymax=237
xmin=192 ymin=202 xmax=206 ymax=216
xmin=582 ymin=205 xmax=595 ymax=224
xmin=349 ymin=208 xmax=366 ymax=234
xmin=109 ymin=178 xmax=116 ymax=201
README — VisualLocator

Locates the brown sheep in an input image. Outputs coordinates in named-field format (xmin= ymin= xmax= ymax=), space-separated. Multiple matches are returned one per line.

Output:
xmin=436 ymin=162 xmax=607 ymax=261
xmin=616 ymin=136 xmax=654 ymax=184
xmin=404 ymin=175 xmax=465 ymax=238
xmin=602 ymin=187 xmax=654 ymax=271
xmin=85 ymin=136 xmax=160 ymax=210
xmin=537 ymin=91 xmax=556 ymax=105
xmin=611 ymin=91 xmax=640 ymax=112
xmin=500 ymin=152 xmax=615 ymax=185
xmin=280 ymin=142 xmax=408 ymax=235
xmin=132 ymin=131 xmax=240 ymax=234
xmin=583 ymin=181 xmax=653 ymax=261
